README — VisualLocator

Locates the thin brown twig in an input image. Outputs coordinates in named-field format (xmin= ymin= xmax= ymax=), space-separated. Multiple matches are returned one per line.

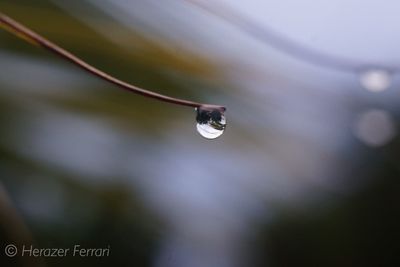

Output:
xmin=0 ymin=12 xmax=225 ymax=111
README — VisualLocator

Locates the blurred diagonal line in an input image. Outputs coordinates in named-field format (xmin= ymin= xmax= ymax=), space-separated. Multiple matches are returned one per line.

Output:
xmin=184 ymin=0 xmax=395 ymax=72
xmin=0 ymin=19 xmax=39 ymax=46
xmin=0 ymin=183 xmax=45 ymax=267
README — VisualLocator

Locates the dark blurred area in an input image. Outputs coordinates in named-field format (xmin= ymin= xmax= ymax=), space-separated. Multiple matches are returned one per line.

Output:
xmin=1 ymin=0 xmax=400 ymax=267
xmin=257 ymin=157 xmax=400 ymax=267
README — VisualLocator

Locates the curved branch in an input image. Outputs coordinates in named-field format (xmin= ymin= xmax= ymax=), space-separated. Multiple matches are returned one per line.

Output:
xmin=0 ymin=12 xmax=225 ymax=111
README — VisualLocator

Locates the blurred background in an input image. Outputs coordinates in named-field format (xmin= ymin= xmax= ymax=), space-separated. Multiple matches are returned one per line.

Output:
xmin=0 ymin=0 xmax=399 ymax=266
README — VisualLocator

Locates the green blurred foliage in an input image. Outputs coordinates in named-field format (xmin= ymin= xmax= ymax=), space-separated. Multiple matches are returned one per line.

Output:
xmin=0 ymin=1 xmax=223 ymax=266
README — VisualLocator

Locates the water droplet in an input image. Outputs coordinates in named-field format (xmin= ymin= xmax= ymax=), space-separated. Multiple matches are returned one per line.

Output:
xmin=359 ymin=69 xmax=391 ymax=92
xmin=195 ymin=107 xmax=226 ymax=139
xmin=353 ymin=109 xmax=396 ymax=147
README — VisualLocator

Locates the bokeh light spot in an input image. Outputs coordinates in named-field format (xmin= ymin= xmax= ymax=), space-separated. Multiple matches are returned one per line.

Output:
xmin=353 ymin=109 xmax=397 ymax=147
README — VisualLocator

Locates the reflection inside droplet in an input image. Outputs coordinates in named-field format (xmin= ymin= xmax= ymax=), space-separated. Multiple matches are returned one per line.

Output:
xmin=359 ymin=69 xmax=391 ymax=92
xmin=195 ymin=107 xmax=226 ymax=139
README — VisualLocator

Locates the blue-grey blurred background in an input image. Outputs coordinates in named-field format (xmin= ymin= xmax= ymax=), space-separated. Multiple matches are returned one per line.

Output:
xmin=1 ymin=0 xmax=399 ymax=266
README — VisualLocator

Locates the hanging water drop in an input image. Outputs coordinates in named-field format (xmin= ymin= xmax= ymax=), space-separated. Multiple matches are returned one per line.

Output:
xmin=359 ymin=69 xmax=391 ymax=92
xmin=195 ymin=106 xmax=226 ymax=139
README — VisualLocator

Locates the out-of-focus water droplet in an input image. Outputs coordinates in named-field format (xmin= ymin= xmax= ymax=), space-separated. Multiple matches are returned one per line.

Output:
xmin=195 ymin=107 xmax=226 ymax=139
xmin=359 ymin=69 xmax=391 ymax=92
xmin=353 ymin=109 xmax=396 ymax=147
